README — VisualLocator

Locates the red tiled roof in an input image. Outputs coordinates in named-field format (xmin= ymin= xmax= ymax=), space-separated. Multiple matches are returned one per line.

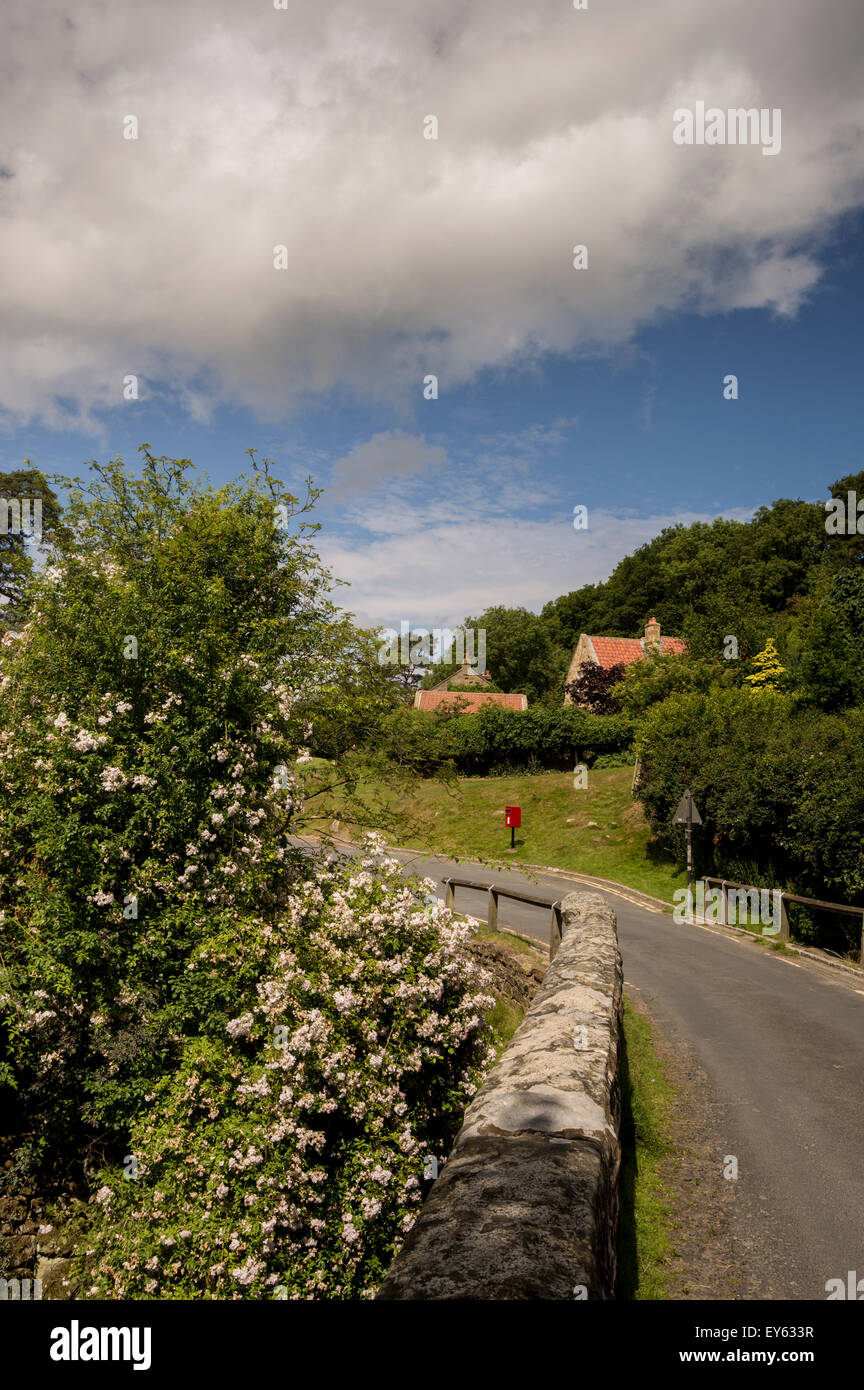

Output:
xmin=588 ymin=635 xmax=686 ymax=670
xmin=413 ymin=691 xmax=527 ymax=713
xmin=589 ymin=637 xmax=645 ymax=669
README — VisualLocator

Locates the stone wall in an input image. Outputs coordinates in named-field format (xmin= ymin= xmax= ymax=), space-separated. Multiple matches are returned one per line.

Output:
xmin=376 ymin=890 xmax=622 ymax=1300
xmin=0 ymin=1160 xmax=76 ymax=1298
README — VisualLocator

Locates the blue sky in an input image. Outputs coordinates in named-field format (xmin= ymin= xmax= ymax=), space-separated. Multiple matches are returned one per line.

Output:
xmin=2 ymin=0 xmax=863 ymax=632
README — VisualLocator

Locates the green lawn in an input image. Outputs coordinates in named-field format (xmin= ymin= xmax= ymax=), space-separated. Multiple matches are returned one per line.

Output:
xmin=318 ymin=768 xmax=685 ymax=903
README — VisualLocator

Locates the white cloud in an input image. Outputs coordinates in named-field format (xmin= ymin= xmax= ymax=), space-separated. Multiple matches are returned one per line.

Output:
xmin=319 ymin=504 xmax=757 ymax=631
xmin=0 ymin=0 xmax=862 ymax=427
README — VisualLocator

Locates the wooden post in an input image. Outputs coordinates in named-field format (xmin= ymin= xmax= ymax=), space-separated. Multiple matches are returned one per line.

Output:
xmin=779 ymin=894 xmax=791 ymax=942
xmin=550 ymin=903 xmax=563 ymax=960
xmin=720 ymin=880 xmax=728 ymax=926
xmin=859 ymin=911 xmax=864 ymax=969
xmin=488 ymin=888 xmax=499 ymax=931
xmin=444 ymin=879 xmax=454 ymax=911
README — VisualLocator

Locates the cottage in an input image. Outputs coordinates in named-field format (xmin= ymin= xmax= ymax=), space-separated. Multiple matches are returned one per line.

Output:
xmin=564 ymin=618 xmax=686 ymax=705
xmin=413 ymin=660 xmax=528 ymax=713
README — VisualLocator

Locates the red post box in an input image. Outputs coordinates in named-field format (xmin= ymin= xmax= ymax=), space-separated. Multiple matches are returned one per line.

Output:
xmin=505 ymin=806 xmax=521 ymax=828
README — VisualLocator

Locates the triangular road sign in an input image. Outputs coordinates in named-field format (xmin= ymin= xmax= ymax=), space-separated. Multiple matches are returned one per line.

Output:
xmin=672 ymin=789 xmax=702 ymax=825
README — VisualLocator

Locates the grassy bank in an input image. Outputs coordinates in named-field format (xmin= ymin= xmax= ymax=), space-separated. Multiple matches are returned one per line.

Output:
xmin=617 ymin=993 xmax=677 ymax=1300
xmin=315 ymin=767 xmax=685 ymax=903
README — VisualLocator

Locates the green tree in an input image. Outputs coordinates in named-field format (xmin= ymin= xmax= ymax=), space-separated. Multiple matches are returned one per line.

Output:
xmin=791 ymin=567 xmax=864 ymax=712
xmin=422 ymin=606 xmax=568 ymax=705
xmin=0 ymin=466 xmax=62 ymax=623
xmin=611 ymin=649 xmax=733 ymax=718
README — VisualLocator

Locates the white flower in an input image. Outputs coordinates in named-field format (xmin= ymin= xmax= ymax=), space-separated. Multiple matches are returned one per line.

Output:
xmin=53 ymin=713 xmax=70 ymax=730
xmin=211 ymin=812 xmax=224 ymax=827
xmin=95 ymin=1186 xmax=113 ymax=1205
xmin=99 ymin=766 xmax=127 ymax=791
xmin=73 ymin=731 xmax=104 ymax=753
xmin=226 ymin=1013 xmax=255 ymax=1040
xmin=93 ymin=891 xmax=115 ymax=906
xmin=231 ymin=1257 xmax=265 ymax=1285
xmin=296 ymin=748 xmax=312 ymax=764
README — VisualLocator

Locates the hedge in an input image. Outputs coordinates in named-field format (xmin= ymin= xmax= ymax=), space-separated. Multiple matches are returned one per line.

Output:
xmin=376 ymin=705 xmax=634 ymax=777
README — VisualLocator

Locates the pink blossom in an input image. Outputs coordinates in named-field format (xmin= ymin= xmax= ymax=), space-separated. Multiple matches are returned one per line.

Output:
xmin=227 ymin=1013 xmax=255 ymax=1039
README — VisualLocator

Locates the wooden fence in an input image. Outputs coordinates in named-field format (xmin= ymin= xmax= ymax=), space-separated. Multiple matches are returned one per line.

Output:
xmin=701 ymin=876 xmax=864 ymax=962
xmin=442 ymin=876 xmax=565 ymax=958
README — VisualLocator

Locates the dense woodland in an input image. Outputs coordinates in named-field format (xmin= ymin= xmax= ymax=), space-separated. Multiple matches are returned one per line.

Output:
xmin=423 ymin=469 xmax=864 ymax=711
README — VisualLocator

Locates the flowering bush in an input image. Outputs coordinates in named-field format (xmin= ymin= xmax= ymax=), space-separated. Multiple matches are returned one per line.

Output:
xmin=0 ymin=452 xmax=397 ymax=1154
xmin=62 ymin=844 xmax=494 ymax=1299
xmin=0 ymin=450 xmax=498 ymax=1299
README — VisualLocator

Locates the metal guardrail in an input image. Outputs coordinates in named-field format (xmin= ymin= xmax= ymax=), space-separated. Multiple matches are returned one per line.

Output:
xmin=442 ymin=876 xmax=564 ymax=959
xmin=702 ymin=876 xmax=864 ymax=961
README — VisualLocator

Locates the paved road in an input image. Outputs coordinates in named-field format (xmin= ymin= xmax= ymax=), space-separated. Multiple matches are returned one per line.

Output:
xmin=384 ymin=846 xmax=864 ymax=1301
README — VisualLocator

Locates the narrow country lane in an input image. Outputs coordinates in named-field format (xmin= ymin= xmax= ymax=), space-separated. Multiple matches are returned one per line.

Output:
xmin=381 ymin=845 xmax=864 ymax=1302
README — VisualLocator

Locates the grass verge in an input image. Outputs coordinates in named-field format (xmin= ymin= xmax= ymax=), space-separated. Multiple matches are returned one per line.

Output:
xmin=485 ymin=997 xmax=524 ymax=1061
xmin=617 ymin=992 xmax=677 ymax=1300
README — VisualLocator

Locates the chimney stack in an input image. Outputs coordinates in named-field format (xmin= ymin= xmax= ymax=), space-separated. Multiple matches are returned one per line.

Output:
xmin=644 ymin=617 xmax=661 ymax=648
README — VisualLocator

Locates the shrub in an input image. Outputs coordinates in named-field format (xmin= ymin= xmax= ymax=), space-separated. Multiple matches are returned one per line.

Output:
xmin=563 ymin=661 xmax=625 ymax=713
xmin=592 ymin=751 xmax=635 ymax=769
xmin=0 ymin=452 xmax=399 ymax=1160
xmin=61 ymin=841 xmax=495 ymax=1300
xmin=635 ymin=687 xmax=864 ymax=953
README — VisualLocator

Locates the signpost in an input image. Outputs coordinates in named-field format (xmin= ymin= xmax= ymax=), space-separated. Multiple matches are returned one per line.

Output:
xmin=672 ymin=789 xmax=702 ymax=921
xmin=505 ymin=805 xmax=521 ymax=850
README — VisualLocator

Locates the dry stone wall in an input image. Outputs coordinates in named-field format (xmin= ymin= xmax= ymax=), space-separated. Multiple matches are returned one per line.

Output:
xmin=376 ymin=890 xmax=623 ymax=1300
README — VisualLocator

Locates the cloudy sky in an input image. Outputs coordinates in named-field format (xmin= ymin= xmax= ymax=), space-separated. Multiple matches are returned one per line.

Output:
xmin=2 ymin=0 xmax=863 ymax=630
